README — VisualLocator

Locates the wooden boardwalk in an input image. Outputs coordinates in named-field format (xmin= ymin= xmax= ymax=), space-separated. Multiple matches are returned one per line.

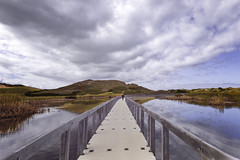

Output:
xmin=78 ymin=99 xmax=156 ymax=160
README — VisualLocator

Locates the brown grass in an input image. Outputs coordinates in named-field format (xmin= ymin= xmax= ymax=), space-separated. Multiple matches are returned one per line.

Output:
xmin=0 ymin=94 xmax=43 ymax=119
xmin=162 ymin=93 xmax=239 ymax=108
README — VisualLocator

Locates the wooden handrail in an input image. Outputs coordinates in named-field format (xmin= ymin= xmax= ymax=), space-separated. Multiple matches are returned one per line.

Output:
xmin=125 ymin=98 xmax=239 ymax=160
xmin=4 ymin=97 xmax=120 ymax=160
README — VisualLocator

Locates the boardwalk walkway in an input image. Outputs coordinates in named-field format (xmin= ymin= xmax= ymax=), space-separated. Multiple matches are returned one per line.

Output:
xmin=78 ymin=99 xmax=156 ymax=160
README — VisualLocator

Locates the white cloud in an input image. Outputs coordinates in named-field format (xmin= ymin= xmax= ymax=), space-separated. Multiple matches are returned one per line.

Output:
xmin=0 ymin=0 xmax=240 ymax=89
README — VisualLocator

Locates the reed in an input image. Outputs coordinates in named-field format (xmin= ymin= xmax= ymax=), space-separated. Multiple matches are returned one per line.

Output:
xmin=0 ymin=93 xmax=42 ymax=119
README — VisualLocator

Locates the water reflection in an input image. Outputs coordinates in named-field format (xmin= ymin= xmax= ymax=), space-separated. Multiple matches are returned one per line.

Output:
xmin=0 ymin=108 xmax=77 ymax=159
xmin=0 ymin=116 xmax=32 ymax=135
xmin=143 ymin=99 xmax=240 ymax=159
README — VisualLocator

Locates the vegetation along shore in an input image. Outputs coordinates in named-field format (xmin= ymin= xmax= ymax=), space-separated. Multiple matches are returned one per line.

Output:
xmin=164 ymin=87 xmax=240 ymax=108
xmin=1 ymin=79 xmax=240 ymax=120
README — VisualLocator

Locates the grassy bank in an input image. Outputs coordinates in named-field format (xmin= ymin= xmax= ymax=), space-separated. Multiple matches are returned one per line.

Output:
xmin=59 ymin=98 xmax=109 ymax=114
xmin=0 ymin=93 xmax=44 ymax=119
xmin=134 ymin=98 xmax=155 ymax=104
xmin=0 ymin=88 xmax=117 ymax=119
xmin=164 ymin=87 xmax=240 ymax=107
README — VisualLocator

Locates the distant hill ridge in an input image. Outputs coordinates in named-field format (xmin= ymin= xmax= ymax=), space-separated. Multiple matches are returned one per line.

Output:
xmin=26 ymin=79 xmax=155 ymax=96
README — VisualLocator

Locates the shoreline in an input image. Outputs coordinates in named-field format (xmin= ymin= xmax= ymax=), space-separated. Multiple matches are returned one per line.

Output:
xmin=160 ymin=95 xmax=240 ymax=108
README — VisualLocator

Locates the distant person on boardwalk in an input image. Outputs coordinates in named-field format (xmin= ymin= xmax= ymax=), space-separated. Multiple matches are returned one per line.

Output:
xmin=122 ymin=94 xmax=124 ymax=100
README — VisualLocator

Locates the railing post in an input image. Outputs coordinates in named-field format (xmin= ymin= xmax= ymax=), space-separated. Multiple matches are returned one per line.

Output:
xmin=135 ymin=105 xmax=137 ymax=119
xmin=92 ymin=112 xmax=96 ymax=135
xmin=150 ymin=117 xmax=155 ymax=155
xmin=137 ymin=107 xmax=140 ymax=125
xmin=84 ymin=117 xmax=88 ymax=147
xmin=133 ymin=105 xmax=136 ymax=118
xmin=59 ymin=130 xmax=70 ymax=160
xmin=98 ymin=108 xmax=101 ymax=126
xmin=161 ymin=125 xmax=169 ymax=160
xmin=100 ymin=107 xmax=103 ymax=121
xmin=140 ymin=109 xmax=144 ymax=133
xmin=103 ymin=106 xmax=105 ymax=118
xmin=147 ymin=114 xmax=151 ymax=146
xmin=77 ymin=120 xmax=84 ymax=156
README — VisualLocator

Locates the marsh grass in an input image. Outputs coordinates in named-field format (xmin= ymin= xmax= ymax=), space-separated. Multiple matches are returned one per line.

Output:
xmin=0 ymin=93 xmax=43 ymax=119
xmin=163 ymin=87 xmax=240 ymax=108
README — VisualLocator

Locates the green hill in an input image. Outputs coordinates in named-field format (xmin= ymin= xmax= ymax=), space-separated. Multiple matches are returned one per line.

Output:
xmin=26 ymin=79 xmax=154 ymax=96
xmin=0 ymin=83 xmax=40 ymax=96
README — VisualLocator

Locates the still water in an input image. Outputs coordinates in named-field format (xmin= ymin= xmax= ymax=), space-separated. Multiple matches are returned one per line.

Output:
xmin=0 ymin=108 xmax=77 ymax=159
xmin=143 ymin=99 xmax=240 ymax=159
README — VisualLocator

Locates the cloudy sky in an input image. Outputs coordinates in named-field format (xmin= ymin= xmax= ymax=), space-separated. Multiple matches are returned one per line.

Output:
xmin=0 ymin=0 xmax=240 ymax=90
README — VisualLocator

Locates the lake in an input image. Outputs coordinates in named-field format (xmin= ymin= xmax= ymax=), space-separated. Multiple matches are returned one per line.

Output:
xmin=0 ymin=108 xmax=77 ymax=160
xmin=142 ymin=99 xmax=240 ymax=160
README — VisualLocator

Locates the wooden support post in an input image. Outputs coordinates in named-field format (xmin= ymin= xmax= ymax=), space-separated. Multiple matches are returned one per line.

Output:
xmin=147 ymin=114 xmax=151 ymax=146
xmin=161 ymin=125 xmax=169 ymax=160
xmin=77 ymin=120 xmax=84 ymax=156
xmin=100 ymin=108 xmax=103 ymax=121
xmin=102 ymin=106 xmax=105 ymax=118
xmin=135 ymin=106 xmax=137 ymax=119
xmin=141 ymin=109 xmax=144 ymax=133
xmin=84 ymin=117 xmax=88 ymax=147
xmin=133 ymin=106 xmax=136 ymax=118
xmin=92 ymin=112 xmax=96 ymax=135
xmin=98 ymin=109 xmax=101 ymax=126
xmin=150 ymin=117 xmax=155 ymax=155
xmin=104 ymin=106 xmax=107 ymax=118
xmin=137 ymin=107 xmax=140 ymax=125
xmin=136 ymin=107 xmax=138 ymax=122
xmin=59 ymin=130 xmax=70 ymax=160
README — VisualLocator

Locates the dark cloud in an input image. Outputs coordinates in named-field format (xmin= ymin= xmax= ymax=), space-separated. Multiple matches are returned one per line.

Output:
xmin=0 ymin=0 xmax=240 ymax=89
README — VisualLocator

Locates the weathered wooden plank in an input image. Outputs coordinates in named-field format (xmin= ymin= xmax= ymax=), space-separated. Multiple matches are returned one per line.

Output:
xmin=59 ymin=130 xmax=70 ymax=160
xmin=77 ymin=120 xmax=84 ymax=156
xmin=83 ymin=117 xmax=88 ymax=148
xmin=161 ymin=125 xmax=169 ymax=160
xmin=133 ymin=105 xmax=135 ymax=119
xmin=147 ymin=114 xmax=151 ymax=146
xmin=92 ymin=112 xmax=96 ymax=135
xmin=69 ymin=123 xmax=79 ymax=160
xmin=140 ymin=109 xmax=144 ymax=133
xmin=98 ymin=108 xmax=102 ymax=126
xmin=150 ymin=117 xmax=155 ymax=155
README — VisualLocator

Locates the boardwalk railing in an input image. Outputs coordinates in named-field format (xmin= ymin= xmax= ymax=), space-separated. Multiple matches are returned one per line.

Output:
xmin=4 ymin=97 xmax=120 ymax=160
xmin=125 ymin=98 xmax=239 ymax=160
